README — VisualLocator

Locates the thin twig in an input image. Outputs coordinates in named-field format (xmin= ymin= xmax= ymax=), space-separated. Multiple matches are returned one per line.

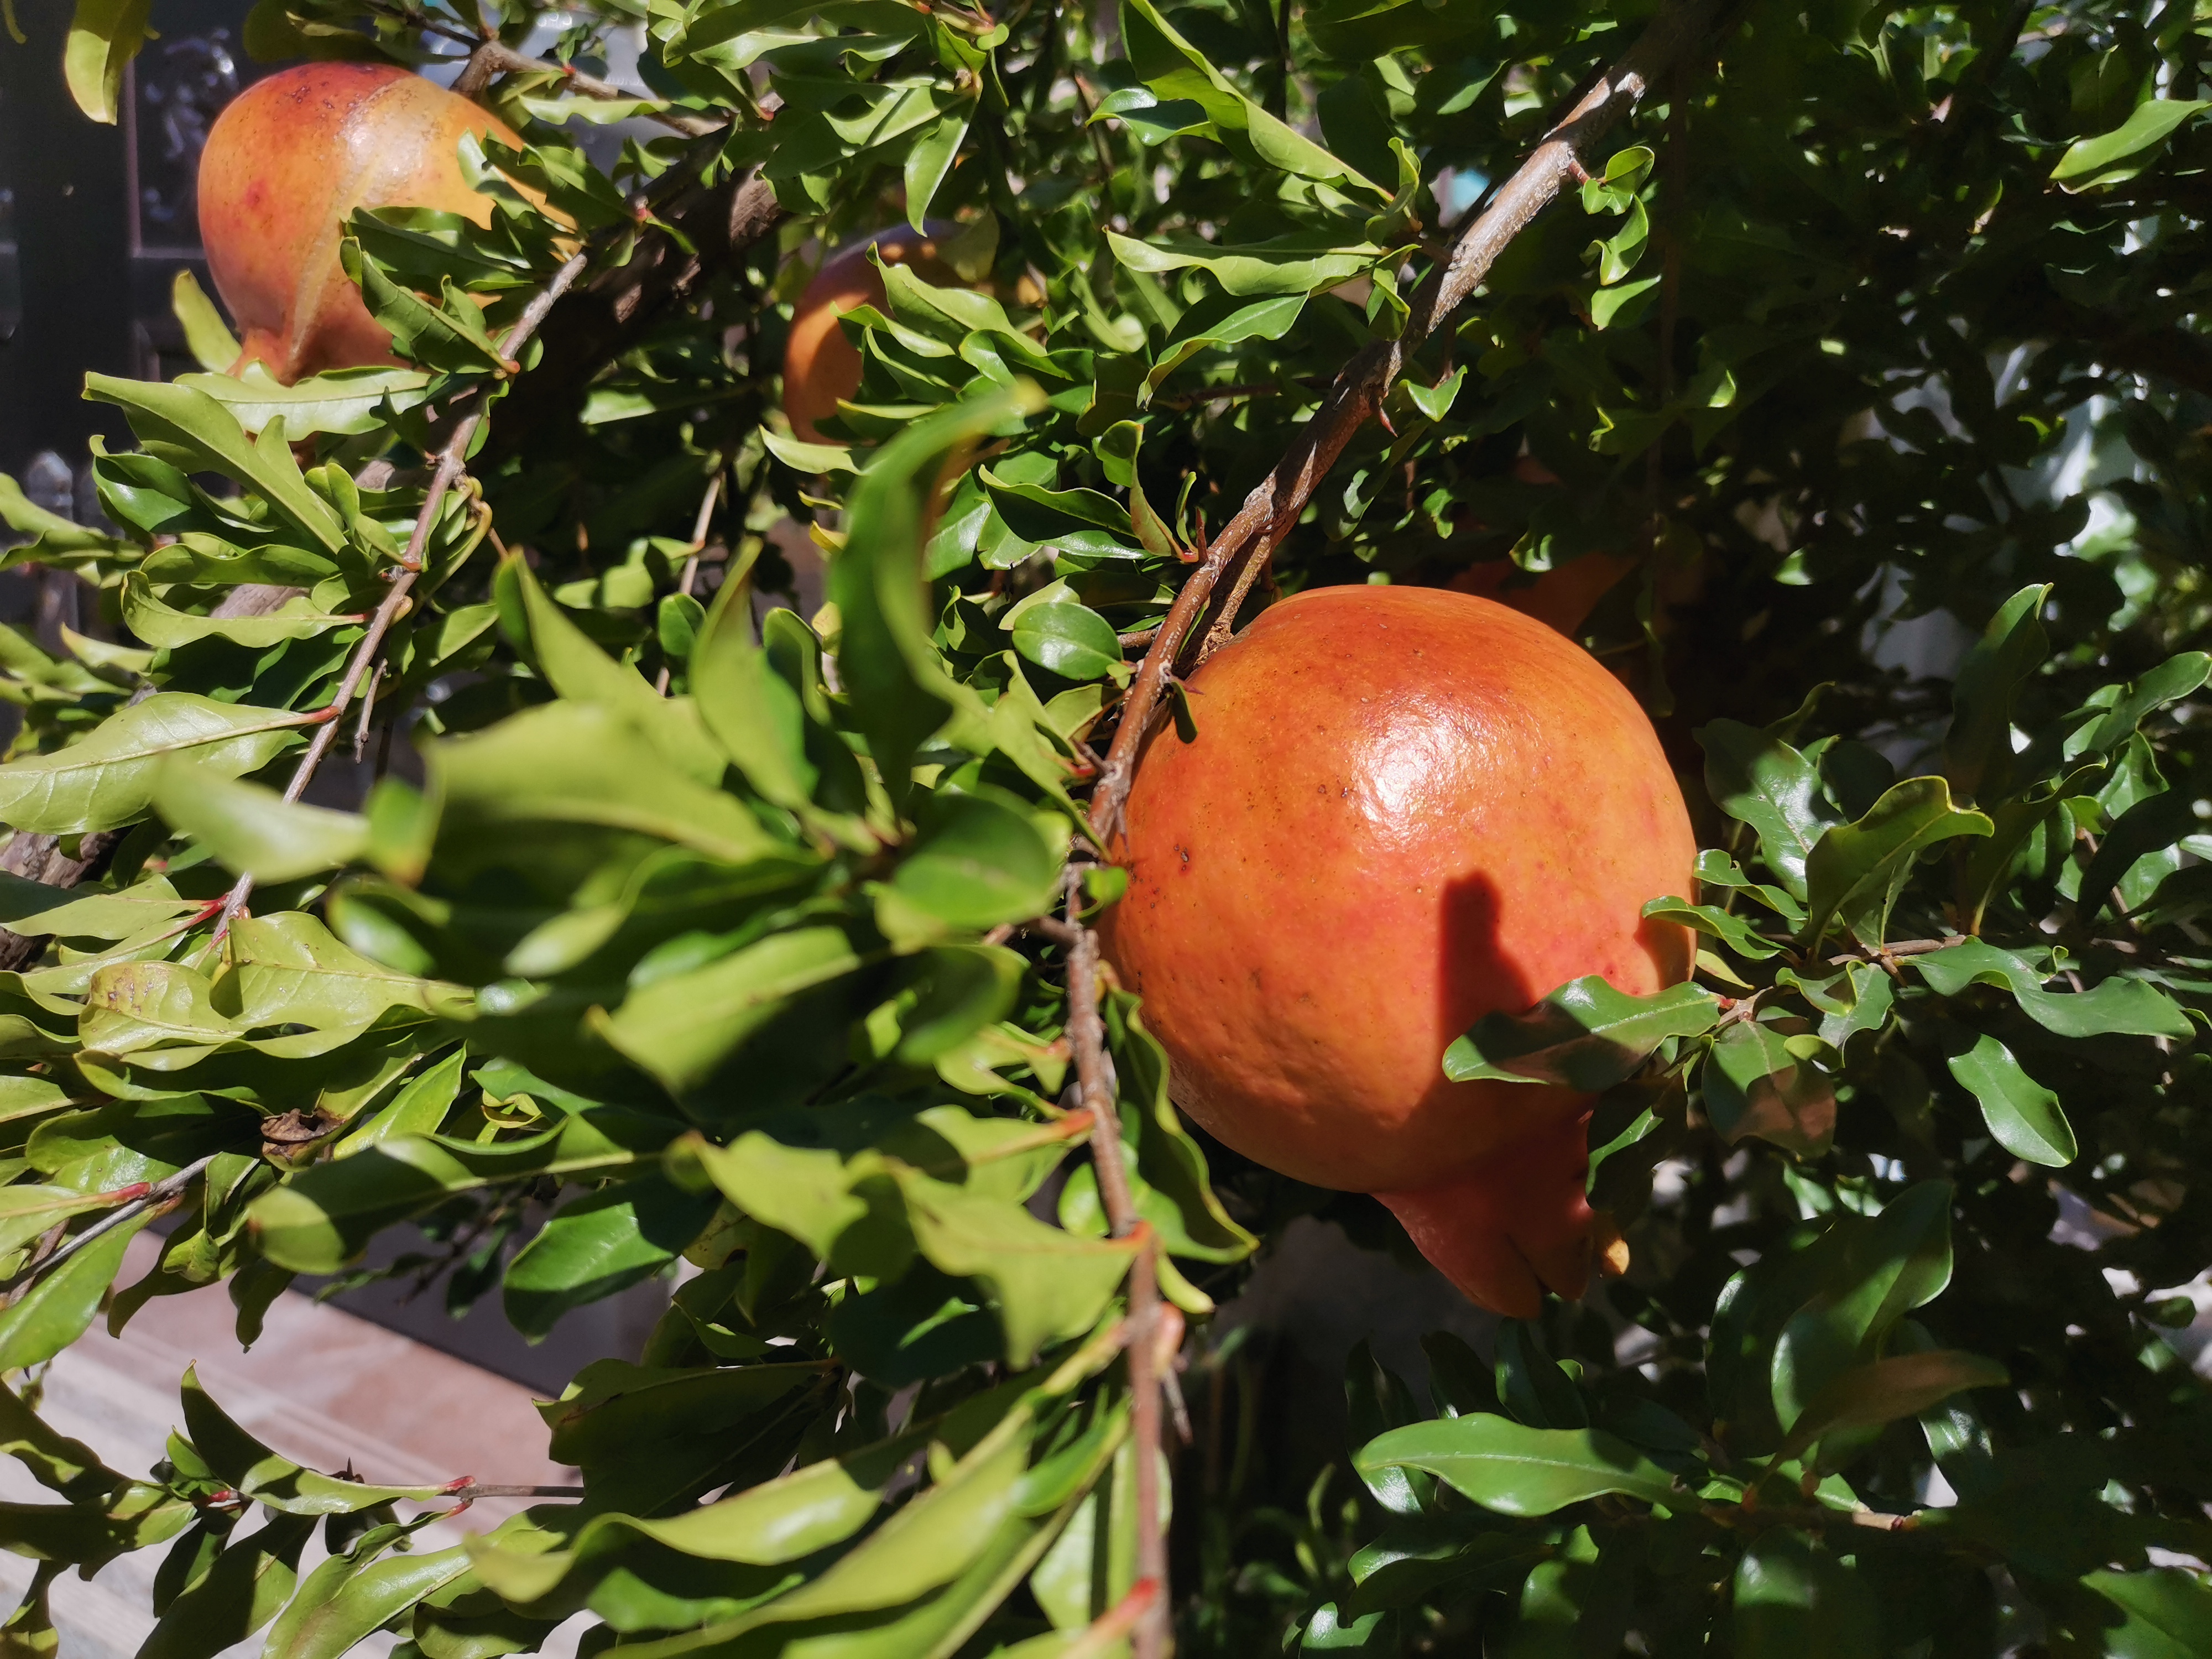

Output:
xmin=655 ymin=467 xmax=726 ymax=694
xmin=1060 ymin=890 xmax=1167 ymax=1659
xmin=1086 ymin=0 xmax=1725 ymax=841
xmin=1066 ymin=1578 xmax=1162 ymax=1658
xmin=1 ymin=1155 xmax=217 ymax=1298
xmin=206 ymin=248 xmax=592 ymax=949
xmin=441 ymin=1480 xmax=587 ymax=1501
xmin=450 ymin=34 xmax=723 ymax=135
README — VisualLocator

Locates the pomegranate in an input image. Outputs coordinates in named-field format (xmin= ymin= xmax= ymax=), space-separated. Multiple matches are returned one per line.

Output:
xmin=1099 ymin=585 xmax=1696 ymax=1316
xmin=197 ymin=62 xmax=526 ymax=383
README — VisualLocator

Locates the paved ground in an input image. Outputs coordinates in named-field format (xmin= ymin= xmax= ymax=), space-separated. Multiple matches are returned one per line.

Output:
xmin=0 ymin=1231 xmax=587 ymax=1656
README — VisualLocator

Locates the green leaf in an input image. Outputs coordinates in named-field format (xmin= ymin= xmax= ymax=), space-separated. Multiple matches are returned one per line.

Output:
xmin=1768 ymin=1349 xmax=2010 ymax=1470
xmin=339 ymin=240 xmax=511 ymax=376
xmin=0 ymin=694 xmax=309 ymax=835
xmin=595 ymin=925 xmax=871 ymax=1095
xmin=179 ymin=1366 xmax=441 ymax=1512
xmin=82 ymin=377 xmax=347 ymax=552
xmin=503 ymin=551 xmax=729 ymax=785
xmin=833 ymin=388 xmax=1042 ymax=812
xmin=137 ymin=1511 xmax=316 ymax=1659
xmin=1910 ymin=938 xmax=2192 ymax=1038
xmin=263 ymin=1532 xmax=470 ymax=1659
xmin=426 ymin=701 xmax=787 ymax=868
xmin=1800 ymin=777 xmax=1991 ymax=946
xmin=1643 ymin=896 xmax=1782 ymax=959
xmin=2078 ymin=787 xmax=2198 ymax=920
xmin=2052 ymin=98 xmax=2210 ymax=185
xmin=62 ymin=0 xmax=149 ymax=122
xmin=1695 ymin=721 xmax=1840 ymax=899
xmin=1944 ymin=584 xmax=2050 ymax=802
xmin=0 ymin=1207 xmax=156 ymax=1373
xmin=890 ymin=791 xmax=1062 ymax=930
xmin=1733 ymin=1532 xmax=1881 ymax=1657
xmin=249 ymin=1116 xmax=660 ymax=1272
xmin=170 ymin=270 xmax=241 ymax=373
xmin=155 ymin=762 xmax=369 ymax=883
xmin=2075 ymin=1569 xmax=2212 ymax=1658
xmin=1120 ymin=0 xmax=1386 ymax=197
xmin=1703 ymin=1020 xmax=1837 ymax=1159
xmin=333 ymin=1047 xmax=464 ymax=1156
xmin=981 ymin=475 xmax=1140 ymax=556
xmin=1946 ymin=1034 xmax=2075 ymax=1166
xmin=1008 ymin=601 xmax=1125 ymax=683
xmin=905 ymin=106 xmax=971 ymax=226
xmin=1144 ymin=293 xmax=1305 ymax=395
xmin=1107 ymin=229 xmax=1392 ymax=297
xmin=0 ymin=1565 xmax=58 ymax=1658
xmin=1768 ymin=1182 xmax=1954 ymax=1433
xmin=503 ymin=1172 xmax=722 ymax=1339
xmin=1443 ymin=978 xmax=1721 ymax=1089
xmin=897 ymin=1170 xmax=1136 ymax=1364
xmin=691 ymin=561 xmax=819 ymax=815
xmin=172 ymin=365 xmax=434 ymax=439
xmin=1355 ymin=1414 xmax=1686 ymax=1516
xmin=121 ymin=575 xmax=360 ymax=650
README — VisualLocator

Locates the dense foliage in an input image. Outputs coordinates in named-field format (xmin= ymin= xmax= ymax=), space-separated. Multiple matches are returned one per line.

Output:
xmin=0 ymin=0 xmax=2208 ymax=1649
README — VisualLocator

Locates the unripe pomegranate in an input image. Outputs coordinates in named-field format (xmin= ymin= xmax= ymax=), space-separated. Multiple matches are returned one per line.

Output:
xmin=1098 ymin=586 xmax=1696 ymax=1317
xmin=782 ymin=227 xmax=962 ymax=444
xmin=197 ymin=62 xmax=526 ymax=383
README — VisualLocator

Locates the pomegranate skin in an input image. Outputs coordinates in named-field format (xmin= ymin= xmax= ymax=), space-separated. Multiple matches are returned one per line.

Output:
xmin=1097 ymin=585 xmax=1696 ymax=1315
xmin=782 ymin=227 xmax=961 ymax=444
xmin=197 ymin=62 xmax=524 ymax=383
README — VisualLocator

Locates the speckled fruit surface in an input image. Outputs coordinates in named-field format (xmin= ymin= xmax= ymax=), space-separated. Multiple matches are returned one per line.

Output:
xmin=781 ymin=228 xmax=959 ymax=444
xmin=197 ymin=62 xmax=523 ymax=383
xmin=1097 ymin=584 xmax=1697 ymax=1315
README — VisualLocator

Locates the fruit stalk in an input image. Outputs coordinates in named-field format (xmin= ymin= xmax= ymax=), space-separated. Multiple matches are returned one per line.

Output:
xmin=1087 ymin=0 xmax=1723 ymax=841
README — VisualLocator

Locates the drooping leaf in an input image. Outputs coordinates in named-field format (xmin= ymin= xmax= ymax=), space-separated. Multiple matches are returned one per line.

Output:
xmin=1443 ymin=978 xmax=1721 ymax=1089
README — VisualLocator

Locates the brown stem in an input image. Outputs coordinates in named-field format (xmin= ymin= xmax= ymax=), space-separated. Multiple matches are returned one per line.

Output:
xmin=451 ymin=37 xmax=723 ymax=135
xmin=1061 ymin=895 xmax=1166 ymax=1658
xmin=1086 ymin=0 xmax=1724 ymax=842
xmin=206 ymin=248 xmax=592 ymax=948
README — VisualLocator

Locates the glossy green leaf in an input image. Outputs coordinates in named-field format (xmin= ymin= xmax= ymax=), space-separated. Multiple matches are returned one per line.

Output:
xmin=1800 ymin=777 xmax=1991 ymax=946
xmin=1947 ymin=1035 xmax=2075 ymax=1166
xmin=137 ymin=1511 xmax=315 ymax=1659
xmin=1944 ymin=584 xmax=2050 ymax=801
xmin=1695 ymin=721 xmax=1840 ymax=899
xmin=1733 ymin=1532 xmax=1881 ymax=1657
xmin=0 ymin=1207 xmax=155 ymax=1373
xmin=594 ymin=924 xmax=871 ymax=1094
xmin=1910 ymin=939 xmax=2193 ymax=1038
xmin=0 ymin=694 xmax=309 ymax=835
xmin=1703 ymin=1020 xmax=1837 ymax=1159
xmin=1444 ymin=977 xmax=1721 ymax=1089
xmin=1768 ymin=1348 xmax=2010 ymax=1470
xmin=155 ymin=763 xmax=368 ymax=883
xmin=62 ymin=0 xmax=148 ymax=122
xmin=503 ymin=1172 xmax=722 ymax=1339
xmin=1355 ymin=1414 xmax=1686 ymax=1516
xmin=2052 ymin=98 xmax=2210 ymax=184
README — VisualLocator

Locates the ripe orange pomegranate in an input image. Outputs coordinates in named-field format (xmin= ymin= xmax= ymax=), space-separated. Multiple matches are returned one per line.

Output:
xmin=197 ymin=62 xmax=526 ymax=383
xmin=782 ymin=227 xmax=962 ymax=444
xmin=1098 ymin=585 xmax=1697 ymax=1317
